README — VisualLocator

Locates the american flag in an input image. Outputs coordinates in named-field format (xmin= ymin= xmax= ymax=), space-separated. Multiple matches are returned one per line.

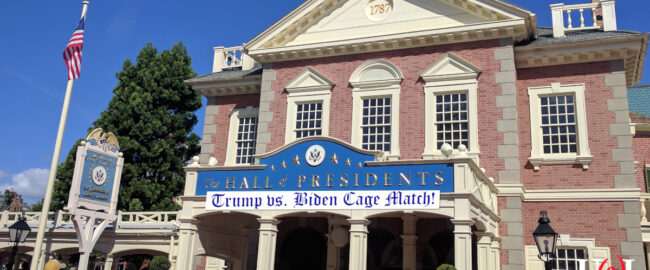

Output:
xmin=63 ymin=17 xmax=85 ymax=80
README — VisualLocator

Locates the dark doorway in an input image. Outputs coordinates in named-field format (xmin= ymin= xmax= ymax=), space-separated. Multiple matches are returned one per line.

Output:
xmin=276 ymin=227 xmax=327 ymax=270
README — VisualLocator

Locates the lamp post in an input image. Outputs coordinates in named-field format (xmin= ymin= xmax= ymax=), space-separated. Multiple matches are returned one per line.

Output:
xmin=533 ymin=210 xmax=558 ymax=270
xmin=7 ymin=217 xmax=31 ymax=270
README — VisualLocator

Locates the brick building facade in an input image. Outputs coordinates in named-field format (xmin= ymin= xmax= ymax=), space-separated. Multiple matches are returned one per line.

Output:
xmin=175 ymin=0 xmax=649 ymax=269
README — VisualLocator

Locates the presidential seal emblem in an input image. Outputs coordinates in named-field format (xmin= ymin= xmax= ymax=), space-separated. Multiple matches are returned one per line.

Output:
xmin=305 ymin=145 xmax=326 ymax=166
xmin=92 ymin=166 xmax=108 ymax=186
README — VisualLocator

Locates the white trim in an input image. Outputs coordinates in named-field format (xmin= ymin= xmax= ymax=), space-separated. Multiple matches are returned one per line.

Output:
xmin=350 ymin=60 xmax=403 ymax=160
xmin=527 ymin=83 xmax=592 ymax=170
xmin=557 ymin=234 xmax=595 ymax=248
xmin=495 ymin=184 xmax=641 ymax=202
xmin=421 ymin=53 xmax=480 ymax=160
xmin=225 ymin=106 xmax=259 ymax=166
xmin=284 ymin=68 xmax=334 ymax=144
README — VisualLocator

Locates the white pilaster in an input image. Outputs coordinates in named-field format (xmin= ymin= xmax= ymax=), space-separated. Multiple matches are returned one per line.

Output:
xmin=348 ymin=219 xmax=371 ymax=270
xmin=104 ymin=255 xmax=116 ymax=270
xmin=452 ymin=220 xmax=473 ymax=270
xmin=491 ymin=239 xmax=501 ymax=270
xmin=175 ymin=224 xmax=198 ymax=270
xmin=256 ymin=219 xmax=281 ymax=270
xmin=475 ymin=233 xmax=492 ymax=270
xmin=401 ymin=214 xmax=418 ymax=270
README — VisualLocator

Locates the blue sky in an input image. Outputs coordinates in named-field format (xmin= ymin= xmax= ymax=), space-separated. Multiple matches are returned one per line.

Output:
xmin=0 ymin=0 xmax=648 ymax=203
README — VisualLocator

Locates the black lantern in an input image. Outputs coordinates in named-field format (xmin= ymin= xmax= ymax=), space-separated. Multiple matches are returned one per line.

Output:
xmin=7 ymin=217 xmax=31 ymax=270
xmin=533 ymin=210 xmax=558 ymax=270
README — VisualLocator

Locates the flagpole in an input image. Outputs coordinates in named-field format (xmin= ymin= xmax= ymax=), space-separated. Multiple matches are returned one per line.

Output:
xmin=30 ymin=2 xmax=89 ymax=270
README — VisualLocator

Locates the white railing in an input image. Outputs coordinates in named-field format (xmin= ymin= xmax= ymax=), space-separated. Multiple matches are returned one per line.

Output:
xmin=0 ymin=210 xmax=178 ymax=230
xmin=642 ymin=194 xmax=650 ymax=226
xmin=551 ymin=0 xmax=617 ymax=38
xmin=212 ymin=46 xmax=256 ymax=73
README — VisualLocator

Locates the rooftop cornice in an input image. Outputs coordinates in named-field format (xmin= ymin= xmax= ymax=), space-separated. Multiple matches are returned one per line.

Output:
xmin=514 ymin=34 xmax=648 ymax=86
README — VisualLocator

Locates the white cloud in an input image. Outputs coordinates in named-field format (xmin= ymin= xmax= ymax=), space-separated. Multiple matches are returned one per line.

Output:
xmin=0 ymin=170 xmax=8 ymax=180
xmin=0 ymin=168 xmax=50 ymax=201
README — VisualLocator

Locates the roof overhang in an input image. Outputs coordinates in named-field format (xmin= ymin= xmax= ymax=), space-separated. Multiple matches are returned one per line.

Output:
xmin=244 ymin=0 xmax=537 ymax=63
xmin=186 ymin=75 xmax=262 ymax=97
xmin=514 ymin=34 xmax=648 ymax=87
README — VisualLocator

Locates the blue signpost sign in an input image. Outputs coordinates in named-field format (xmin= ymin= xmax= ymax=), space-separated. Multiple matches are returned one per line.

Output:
xmin=198 ymin=139 xmax=454 ymax=210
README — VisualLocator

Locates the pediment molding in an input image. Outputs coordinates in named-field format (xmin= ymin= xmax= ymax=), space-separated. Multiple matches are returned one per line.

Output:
xmin=420 ymin=52 xmax=481 ymax=82
xmin=244 ymin=0 xmax=536 ymax=62
xmin=350 ymin=59 xmax=403 ymax=88
xmin=284 ymin=67 xmax=335 ymax=93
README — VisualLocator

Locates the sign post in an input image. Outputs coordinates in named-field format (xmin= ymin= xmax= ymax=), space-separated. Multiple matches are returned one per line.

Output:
xmin=67 ymin=128 xmax=123 ymax=270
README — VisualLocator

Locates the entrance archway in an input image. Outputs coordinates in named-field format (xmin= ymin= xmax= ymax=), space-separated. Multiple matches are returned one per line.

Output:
xmin=276 ymin=227 xmax=327 ymax=270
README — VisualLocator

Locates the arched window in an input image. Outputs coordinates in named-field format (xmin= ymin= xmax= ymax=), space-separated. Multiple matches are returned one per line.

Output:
xmin=350 ymin=60 xmax=403 ymax=160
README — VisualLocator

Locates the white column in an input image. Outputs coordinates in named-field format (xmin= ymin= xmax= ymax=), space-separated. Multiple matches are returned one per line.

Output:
xmin=256 ymin=219 xmax=280 ymax=270
xmin=475 ymin=233 xmax=492 ymax=270
xmin=490 ymin=238 xmax=501 ymax=270
xmin=104 ymin=255 xmax=115 ymax=270
xmin=212 ymin=47 xmax=226 ymax=73
xmin=401 ymin=214 xmax=417 ymax=270
xmin=348 ymin=219 xmax=370 ymax=270
xmin=174 ymin=224 xmax=198 ymax=270
xmin=452 ymin=220 xmax=473 ymax=270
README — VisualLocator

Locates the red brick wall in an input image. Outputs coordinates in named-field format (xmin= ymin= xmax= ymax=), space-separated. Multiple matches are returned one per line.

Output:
xmin=208 ymin=94 xmax=260 ymax=166
xmin=523 ymin=202 xmax=626 ymax=263
xmin=634 ymin=134 xmax=650 ymax=191
xmin=516 ymin=61 xmax=619 ymax=189
xmin=266 ymin=40 xmax=505 ymax=181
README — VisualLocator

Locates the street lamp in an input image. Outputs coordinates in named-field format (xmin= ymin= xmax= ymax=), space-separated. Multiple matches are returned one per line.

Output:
xmin=7 ymin=217 xmax=31 ymax=270
xmin=533 ymin=210 xmax=558 ymax=270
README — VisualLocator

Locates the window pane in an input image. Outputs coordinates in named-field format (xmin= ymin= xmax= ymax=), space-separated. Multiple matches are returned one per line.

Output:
xmin=540 ymin=94 xmax=577 ymax=154
xmin=295 ymin=101 xmax=324 ymax=139
xmin=434 ymin=93 xmax=469 ymax=150
xmin=234 ymin=116 xmax=258 ymax=165
xmin=361 ymin=97 xmax=391 ymax=152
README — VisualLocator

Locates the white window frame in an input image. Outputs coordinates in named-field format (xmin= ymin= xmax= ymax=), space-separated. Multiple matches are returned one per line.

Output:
xmin=225 ymin=106 xmax=259 ymax=166
xmin=350 ymin=60 xmax=402 ymax=160
xmin=284 ymin=67 xmax=334 ymax=144
xmin=421 ymin=53 xmax=480 ymax=160
xmin=525 ymin=235 xmax=611 ymax=270
xmin=528 ymin=83 xmax=593 ymax=171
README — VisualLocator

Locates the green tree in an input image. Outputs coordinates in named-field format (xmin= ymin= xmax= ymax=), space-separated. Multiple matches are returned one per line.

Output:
xmin=149 ymin=256 xmax=171 ymax=270
xmin=0 ymin=189 xmax=17 ymax=209
xmin=52 ymin=42 xmax=201 ymax=211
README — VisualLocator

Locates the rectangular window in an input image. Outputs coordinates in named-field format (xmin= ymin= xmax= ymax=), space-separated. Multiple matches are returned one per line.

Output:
xmin=361 ymin=97 xmax=391 ymax=151
xmin=555 ymin=248 xmax=587 ymax=270
xmin=435 ymin=93 xmax=469 ymax=150
xmin=295 ymin=102 xmax=323 ymax=139
xmin=540 ymin=95 xmax=577 ymax=154
xmin=645 ymin=167 xmax=650 ymax=193
xmin=235 ymin=116 xmax=258 ymax=164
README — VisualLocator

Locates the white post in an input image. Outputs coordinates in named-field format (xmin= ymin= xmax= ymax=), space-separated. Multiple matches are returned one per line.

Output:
xmin=452 ymin=220 xmax=473 ymax=270
xmin=475 ymin=233 xmax=492 ymax=270
xmin=601 ymin=0 xmax=617 ymax=31
xmin=174 ymin=224 xmax=197 ymax=270
xmin=241 ymin=52 xmax=255 ymax=71
xmin=551 ymin=3 xmax=565 ymax=37
xmin=31 ymin=3 xmax=89 ymax=270
xmin=348 ymin=219 xmax=370 ymax=270
xmin=401 ymin=214 xmax=417 ymax=270
xmin=256 ymin=219 xmax=280 ymax=270
xmin=212 ymin=47 xmax=226 ymax=73
xmin=490 ymin=238 xmax=501 ymax=270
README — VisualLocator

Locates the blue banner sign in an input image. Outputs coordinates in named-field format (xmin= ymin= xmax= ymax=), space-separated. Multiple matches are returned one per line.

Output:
xmin=79 ymin=150 xmax=117 ymax=204
xmin=197 ymin=140 xmax=454 ymax=210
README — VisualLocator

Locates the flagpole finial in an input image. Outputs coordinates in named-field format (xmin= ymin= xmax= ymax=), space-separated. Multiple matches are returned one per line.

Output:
xmin=80 ymin=0 xmax=89 ymax=19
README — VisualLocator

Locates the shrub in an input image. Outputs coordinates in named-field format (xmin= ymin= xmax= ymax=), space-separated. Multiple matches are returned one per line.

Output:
xmin=437 ymin=264 xmax=456 ymax=270
xmin=149 ymin=256 xmax=171 ymax=270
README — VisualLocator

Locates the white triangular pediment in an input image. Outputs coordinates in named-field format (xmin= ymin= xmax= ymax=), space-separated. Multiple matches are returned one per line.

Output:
xmin=287 ymin=0 xmax=499 ymax=47
xmin=285 ymin=67 xmax=335 ymax=93
xmin=420 ymin=53 xmax=481 ymax=82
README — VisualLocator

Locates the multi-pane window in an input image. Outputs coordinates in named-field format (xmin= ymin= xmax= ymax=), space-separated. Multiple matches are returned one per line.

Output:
xmin=361 ymin=97 xmax=391 ymax=151
xmin=435 ymin=93 xmax=469 ymax=149
xmin=295 ymin=102 xmax=323 ymax=139
xmin=540 ymin=95 xmax=577 ymax=154
xmin=235 ymin=116 xmax=258 ymax=164
xmin=555 ymin=248 xmax=587 ymax=270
